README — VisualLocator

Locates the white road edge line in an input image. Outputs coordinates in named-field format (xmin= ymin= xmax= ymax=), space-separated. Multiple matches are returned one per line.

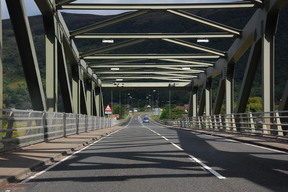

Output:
xmin=20 ymin=129 xmax=121 ymax=184
xmin=140 ymin=120 xmax=226 ymax=180
xmin=188 ymin=155 xmax=226 ymax=180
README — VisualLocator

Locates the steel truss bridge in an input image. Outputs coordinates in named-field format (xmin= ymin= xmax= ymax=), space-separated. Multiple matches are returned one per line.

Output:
xmin=0 ymin=0 xmax=288 ymax=123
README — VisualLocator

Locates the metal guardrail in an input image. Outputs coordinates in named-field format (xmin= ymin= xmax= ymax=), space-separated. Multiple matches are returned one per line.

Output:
xmin=158 ymin=111 xmax=288 ymax=138
xmin=0 ymin=108 xmax=112 ymax=152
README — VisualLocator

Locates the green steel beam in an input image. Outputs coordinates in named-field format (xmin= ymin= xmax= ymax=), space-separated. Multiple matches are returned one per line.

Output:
xmin=95 ymin=87 xmax=101 ymax=117
xmin=198 ymin=83 xmax=205 ymax=116
xmin=56 ymin=0 xmax=77 ymax=6
xmin=72 ymin=69 xmax=80 ymax=114
xmin=71 ymin=10 xmax=150 ymax=37
xmin=59 ymin=2 xmax=260 ymax=10
xmin=96 ymin=70 xmax=203 ymax=74
xmin=58 ymin=41 xmax=73 ymax=113
xmin=0 ymin=1 xmax=3 ymax=142
xmin=90 ymin=64 xmax=212 ymax=68
xmin=162 ymin=39 xmax=226 ymax=57
xmin=80 ymin=79 xmax=88 ymax=115
xmin=167 ymin=10 xmax=241 ymax=36
xmin=188 ymin=87 xmax=198 ymax=117
xmin=205 ymin=78 xmax=212 ymax=116
xmin=74 ymin=32 xmax=236 ymax=39
xmin=235 ymin=40 xmax=261 ymax=113
xmin=279 ymin=81 xmax=288 ymax=111
xmin=160 ymin=59 xmax=214 ymax=66
xmin=225 ymin=63 xmax=235 ymax=115
xmin=41 ymin=8 xmax=58 ymax=112
xmin=84 ymin=54 xmax=220 ymax=60
xmin=34 ymin=0 xmax=54 ymax=16
xmin=100 ymin=76 xmax=193 ymax=82
xmin=262 ymin=9 xmax=279 ymax=113
xmin=81 ymin=39 xmax=147 ymax=57
xmin=6 ymin=0 xmax=46 ymax=111
xmin=102 ymin=82 xmax=192 ymax=90
xmin=213 ymin=78 xmax=225 ymax=115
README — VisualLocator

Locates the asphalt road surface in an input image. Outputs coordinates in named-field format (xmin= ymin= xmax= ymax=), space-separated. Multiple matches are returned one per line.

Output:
xmin=16 ymin=114 xmax=288 ymax=192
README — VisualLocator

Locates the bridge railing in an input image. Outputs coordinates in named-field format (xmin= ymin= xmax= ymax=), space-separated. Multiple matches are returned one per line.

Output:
xmin=159 ymin=111 xmax=288 ymax=138
xmin=0 ymin=108 xmax=112 ymax=152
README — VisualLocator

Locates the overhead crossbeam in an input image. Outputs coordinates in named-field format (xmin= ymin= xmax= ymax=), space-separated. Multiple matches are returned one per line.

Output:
xmin=81 ymin=39 xmax=147 ymax=57
xmin=90 ymin=64 xmax=211 ymax=68
xmin=71 ymin=10 xmax=150 ymax=36
xmin=59 ymin=2 xmax=261 ymax=10
xmin=167 ymin=10 xmax=241 ymax=36
xmin=162 ymin=38 xmax=226 ymax=57
xmin=73 ymin=32 xmax=236 ymax=39
xmin=100 ymin=76 xmax=193 ymax=82
xmin=56 ymin=0 xmax=77 ymax=6
xmin=160 ymin=59 xmax=214 ymax=66
xmin=99 ymin=72 xmax=196 ymax=78
xmin=96 ymin=70 xmax=203 ymax=75
xmin=84 ymin=54 xmax=220 ymax=60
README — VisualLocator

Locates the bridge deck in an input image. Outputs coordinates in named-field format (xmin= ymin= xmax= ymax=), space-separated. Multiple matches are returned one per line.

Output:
xmin=0 ymin=117 xmax=288 ymax=189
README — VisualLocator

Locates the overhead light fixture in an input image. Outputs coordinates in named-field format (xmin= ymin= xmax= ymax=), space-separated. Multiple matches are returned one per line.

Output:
xmin=182 ymin=67 xmax=191 ymax=70
xmin=197 ymin=39 xmax=209 ymax=43
xmin=116 ymin=79 xmax=123 ymax=81
xmin=171 ymin=78 xmax=180 ymax=81
xmin=111 ymin=68 xmax=120 ymax=71
xmin=102 ymin=39 xmax=114 ymax=43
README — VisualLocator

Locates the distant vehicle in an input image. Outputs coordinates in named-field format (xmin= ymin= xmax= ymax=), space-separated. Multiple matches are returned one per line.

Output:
xmin=143 ymin=117 xmax=149 ymax=123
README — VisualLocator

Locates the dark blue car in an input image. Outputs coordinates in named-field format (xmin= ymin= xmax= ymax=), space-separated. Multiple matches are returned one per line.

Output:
xmin=143 ymin=117 xmax=149 ymax=123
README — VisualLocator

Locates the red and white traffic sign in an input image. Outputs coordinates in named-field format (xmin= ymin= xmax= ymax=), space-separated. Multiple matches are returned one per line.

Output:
xmin=105 ymin=104 xmax=112 ymax=114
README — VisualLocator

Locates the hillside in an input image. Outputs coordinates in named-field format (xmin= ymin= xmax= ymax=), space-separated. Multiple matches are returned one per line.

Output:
xmin=2 ymin=6 xmax=288 ymax=109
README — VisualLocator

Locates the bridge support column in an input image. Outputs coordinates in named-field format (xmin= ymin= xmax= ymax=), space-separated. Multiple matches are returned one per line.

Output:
xmin=95 ymin=87 xmax=104 ymax=117
xmin=205 ymin=78 xmax=212 ymax=116
xmin=188 ymin=87 xmax=197 ymax=117
xmin=225 ymin=63 xmax=235 ymax=115
xmin=6 ymin=0 xmax=46 ymax=111
xmin=198 ymin=76 xmax=212 ymax=116
xmin=262 ymin=10 xmax=278 ymax=113
xmin=58 ymin=41 xmax=73 ymax=113
xmin=44 ymin=14 xmax=58 ymax=112
xmin=72 ymin=68 xmax=80 ymax=114
xmin=236 ymin=40 xmax=262 ymax=113
xmin=0 ymin=1 xmax=3 ymax=148
xmin=86 ymin=80 xmax=92 ymax=116
xmin=279 ymin=81 xmax=288 ymax=111
xmin=80 ymin=79 xmax=88 ymax=115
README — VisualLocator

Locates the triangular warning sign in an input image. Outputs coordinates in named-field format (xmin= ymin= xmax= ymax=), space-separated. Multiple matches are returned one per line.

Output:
xmin=105 ymin=104 xmax=112 ymax=112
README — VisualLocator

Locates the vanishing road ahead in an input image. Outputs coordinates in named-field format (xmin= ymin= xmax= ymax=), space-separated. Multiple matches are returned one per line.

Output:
xmin=21 ymin=114 xmax=288 ymax=192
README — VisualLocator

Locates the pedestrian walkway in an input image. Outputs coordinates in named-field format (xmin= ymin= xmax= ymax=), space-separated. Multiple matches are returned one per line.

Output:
xmin=0 ymin=126 xmax=122 ymax=185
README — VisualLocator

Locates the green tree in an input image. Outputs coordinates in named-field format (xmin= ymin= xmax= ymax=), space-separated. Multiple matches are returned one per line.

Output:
xmin=160 ymin=105 xmax=185 ymax=119
xmin=246 ymin=97 xmax=262 ymax=112
xmin=112 ymin=105 xmax=125 ymax=119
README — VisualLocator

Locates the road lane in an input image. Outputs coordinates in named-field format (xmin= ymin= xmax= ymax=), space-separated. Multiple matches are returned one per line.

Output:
xmin=19 ymin=114 xmax=288 ymax=192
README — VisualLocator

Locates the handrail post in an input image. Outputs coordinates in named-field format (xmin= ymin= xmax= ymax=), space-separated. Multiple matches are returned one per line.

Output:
xmin=214 ymin=115 xmax=218 ymax=130
xmin=76 ymin=114 xmax=79 ymax=134
xmin=63 ymin=113 xmax=66 ymax=137
xmin=262 ymin=113 xmax=271 ymax=135
xmin=249 ymin=112 xmax=255 ymax=133
xmin=275 ymin=112 xmax=284 ymax=136
xmin=219 ymin=115 xmax=223 ymax=131
xmin=231 ymin=114 xmax=237 ymax=132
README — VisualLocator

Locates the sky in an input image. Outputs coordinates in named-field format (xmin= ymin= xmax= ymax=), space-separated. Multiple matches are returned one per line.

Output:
xmin=1 ymin=0 xmax=240 ymax=20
